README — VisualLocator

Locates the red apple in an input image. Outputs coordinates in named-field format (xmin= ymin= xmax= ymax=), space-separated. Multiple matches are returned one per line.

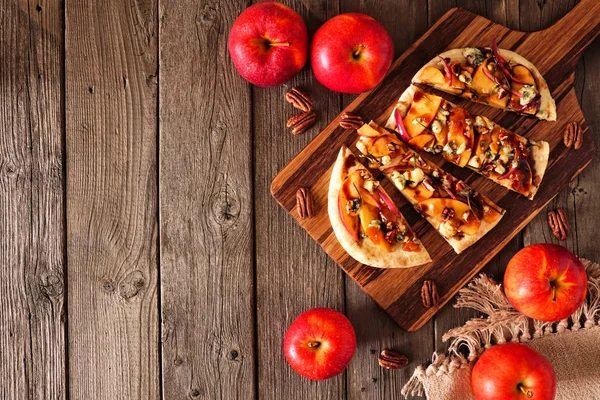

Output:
xmin=283 ymin=307 xmax=356 ymax=380
xmin=311 ymin=13 xmax=394 ymax=93
xmin=504 ymin=244 xmax=587 ymax=322
xmin=471 ymin=343 xmax=556 ymax=400
xmin=228 ymin=2 xmax=308 ymax=87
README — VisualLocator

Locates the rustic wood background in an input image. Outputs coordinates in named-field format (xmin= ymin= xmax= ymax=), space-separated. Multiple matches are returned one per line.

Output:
xmin=1 ymin=0 xmax=597 ymax=399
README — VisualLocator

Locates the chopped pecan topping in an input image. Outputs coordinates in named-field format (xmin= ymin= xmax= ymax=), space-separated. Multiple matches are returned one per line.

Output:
xmin=296 ymin=188 xmax=314 ymax=219
xmin=285 ymin=87 xmax=313 ymax=112
xmin=387 ymin=142 xmax=399 ymax=152
xmin=547 ymin=208 xmax=569 ymax=240
xmin=287 ymin=111 xmax=317 ymax=135
xmin=421 ymin=280 xmax=439 ymax=308
xmin=378 ymin=349 xmax=408 ymax=370
xmin=339 ymin=112 xmax=363 ymax=130
xmin=441 ymin=207 xmax=455 ymax=220
xmin=358 ymin=168 xmax=370 ymax=179
xmin=385 ymin=229 xmax=401 ymax=244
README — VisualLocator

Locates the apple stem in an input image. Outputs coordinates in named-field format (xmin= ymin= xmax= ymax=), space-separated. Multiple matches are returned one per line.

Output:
xmin=550 ymin=281 xmax=557 ymax=302
xmin=517 ymin=384 xmax=534 ymax=398
xmin=307 ymin=341 xmax=321 ymax=349
xmin=352 ymin=44 xmax=366 ymax=58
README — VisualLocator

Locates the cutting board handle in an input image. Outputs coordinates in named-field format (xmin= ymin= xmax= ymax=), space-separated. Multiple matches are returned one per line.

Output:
xmin=533 ymin=0 xmax=600 ymax=67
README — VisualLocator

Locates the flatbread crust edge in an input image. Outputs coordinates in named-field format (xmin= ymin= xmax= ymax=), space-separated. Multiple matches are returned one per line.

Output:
xmin=527 ymin=141 xmax=549 ymax=199
xmin=328 ymin=146 xmax=431 ymax=268
xmin=385 ymin=85 xmax=549 ymax=200
xmin=412 ymin=48 xmax=557 ymax=121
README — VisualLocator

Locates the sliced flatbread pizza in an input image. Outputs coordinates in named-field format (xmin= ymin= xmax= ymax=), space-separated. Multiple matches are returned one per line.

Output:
xmin=384 ymin=86 xmax=549 ymax=199
xmin=356 ymin=122 xmax=505 ymax=254
xmin=328 ymin=146 xmax=431 ymax=268
xmin=412 ymin=41 xmax=556 ymax=121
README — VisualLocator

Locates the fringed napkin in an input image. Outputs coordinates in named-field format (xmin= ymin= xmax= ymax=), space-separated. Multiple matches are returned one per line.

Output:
xmin=403 ymin=259 xmax=600 ymax=400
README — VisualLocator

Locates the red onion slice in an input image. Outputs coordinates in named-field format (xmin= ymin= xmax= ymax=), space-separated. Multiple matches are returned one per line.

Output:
xmin=394 ymin=109 xmax=412 ymax=143
xmin=378 ymin=190 xmax=400 ymax=216
xmin=438 ymin=56 xmax=454 ymax=87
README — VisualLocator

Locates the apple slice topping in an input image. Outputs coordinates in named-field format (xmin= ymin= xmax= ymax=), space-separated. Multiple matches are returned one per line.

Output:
xmin=338 ymin=157 xmax=420 ymax=252
xmin=444 ymin=107 xmax=474 ymax=167
xmin=403 ymin=91 xmax=443 ymax=138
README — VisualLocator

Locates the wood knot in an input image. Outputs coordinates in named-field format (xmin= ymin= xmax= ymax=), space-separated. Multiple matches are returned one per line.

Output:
xmin=1 ymin=160 xmax=19 ymax=177
xmin=197 ymin=4 xmax=218 ymax=25
xmin=101 ymin=278 xmax=116 ymax=293
xmin=189 ymin=389 xmax=201 ymax=398
xmin=118 ymin=270 xmax=145 ymax=300
xmin=227 ymin=349 xmax=239 ymax=361
xmin=173 ymin=357 xmax=183 ymax=366
xmin=212 ymin=189 xmax=240 ymax=226
xmin=40 ymin=271 xmax=64 ymax=298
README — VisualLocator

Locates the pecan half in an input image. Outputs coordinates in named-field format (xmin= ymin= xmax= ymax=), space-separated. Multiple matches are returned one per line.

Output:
xmin=287 ymin=111 xmax=317 ymax=135
xmin=564 ymin=121 xmax=583 ymax=150
xmin=285 ymin=87 xmax=313 ymax=112
xmin=339 ymin=112 xmax=363 ymax=130
xmin=421 ymin=280 xmax=439 ymax=308
xmin=378 ymin=349 xmax=408 ymax=370
xmin=547 ymin=208 xmax=569 ymax=240
xmin=296 ymin=188 xmax=314 ymax=219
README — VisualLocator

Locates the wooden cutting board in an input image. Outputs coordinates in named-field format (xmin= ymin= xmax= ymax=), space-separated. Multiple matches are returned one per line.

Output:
xmin=271 ymin=0 xmax=600 ymax=331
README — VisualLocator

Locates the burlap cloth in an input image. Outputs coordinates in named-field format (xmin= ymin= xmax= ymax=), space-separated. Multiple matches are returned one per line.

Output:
xmin=402 ymin=259 xmax=600 ymax=400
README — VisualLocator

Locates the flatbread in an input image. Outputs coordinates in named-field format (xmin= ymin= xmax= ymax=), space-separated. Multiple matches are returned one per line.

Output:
xmin=356 ymin=123 xmax=505 ymax=255
xmin=385 ymin=85 xmax=550 ymax=199
xmin=419 ymin=207 xmax=501 ymax=254
xmin=328 ymin=146 xmax=431 ymax=268
xmin=412 ymin=48 xmax=556 ymax=121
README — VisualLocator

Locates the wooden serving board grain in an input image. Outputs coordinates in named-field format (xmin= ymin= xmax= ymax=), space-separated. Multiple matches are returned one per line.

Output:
xmin=271 ymin=0 xmax=600 ymax=331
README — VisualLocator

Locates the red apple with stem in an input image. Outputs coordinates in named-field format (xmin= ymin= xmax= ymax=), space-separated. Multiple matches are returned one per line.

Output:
xmin=228 ymin=2 xmax=308 ymax=87
xmin=311 ymin=13 xmax=394 ymax=93
xmin=471 ymin=343 xmax=556 ymax=400
xmin=504 ymin=244 xmax=587 ymax=322
xmin=284 ymin=308 xmax=356 ymax=380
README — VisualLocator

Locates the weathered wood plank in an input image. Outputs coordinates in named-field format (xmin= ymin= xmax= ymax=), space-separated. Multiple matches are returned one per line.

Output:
xmin=158 ymin=1 xmax=255 ymax=399
xmin=65 ymin=0 xmax=160 ymax=398
xmin=431 ymin=0 xmax=521 ymax=354
xmin=340 ymin=1 xmax=433 ymax=399
xmin=520 ymin=0 xmax=583 ymax=254
xmin=0 ymin=1 xmax=65 ymax=398
xmin=253 ymin=1 xmax=346 ymax=399
xmin=572 ymin=40 xmax=600 ymax=260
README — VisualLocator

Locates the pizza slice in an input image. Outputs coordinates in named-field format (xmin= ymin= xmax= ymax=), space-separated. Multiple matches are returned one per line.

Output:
xmin=328 ymin=146 xmax=431 ymax=268
xmin=355 ymin=122 xmax=504 ymax=254
xmin=385 ymin=86 xmax=549 ymax=199
xmin=412 ymin=40 xmax=556 ymax=121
